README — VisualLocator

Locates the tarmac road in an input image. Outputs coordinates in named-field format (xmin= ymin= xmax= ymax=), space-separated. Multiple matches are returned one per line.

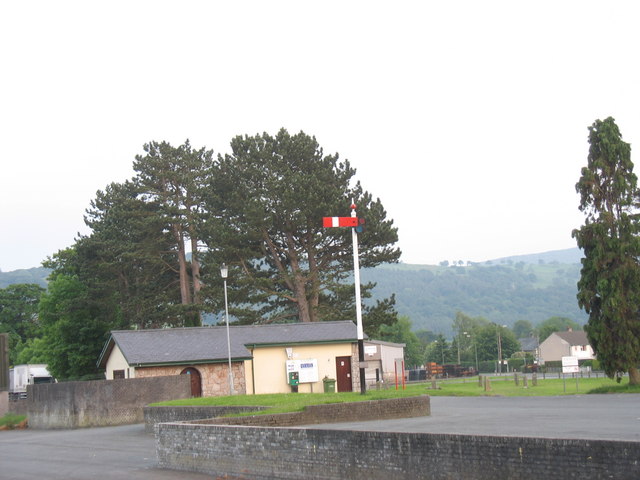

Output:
xmin=1 ymin=394 xmax=638 ymax=479
xmin=0 ymin=423 xmax=215 ymax=480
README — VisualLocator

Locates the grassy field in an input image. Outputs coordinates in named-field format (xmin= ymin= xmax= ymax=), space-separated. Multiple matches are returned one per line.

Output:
xmin=152 ymin=375 xmax=640 ymax=415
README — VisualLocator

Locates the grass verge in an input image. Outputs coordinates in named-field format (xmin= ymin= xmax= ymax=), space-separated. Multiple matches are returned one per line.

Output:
xmin=152 ymin=375 xmax=639 ymax=416
xmin=0 ymin=413 xmax=27 ymax=430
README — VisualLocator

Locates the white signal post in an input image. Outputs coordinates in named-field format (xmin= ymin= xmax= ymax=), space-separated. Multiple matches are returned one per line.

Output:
xmin=351 ymin=203 xmax=364 ymax=342
xmin=323 ymin=202 xmax=367 ymax=394
xmin=350 ymin=202 xmax=366 ymax=394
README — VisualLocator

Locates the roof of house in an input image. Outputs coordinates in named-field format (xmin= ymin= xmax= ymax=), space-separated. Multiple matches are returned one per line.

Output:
xmin=518 ymin=337 xmax=539 ymax=352
xmin=549 ymin=330 xmax=589 ymax=346
xmin=97 ymin=320 xmax=359 ymax=369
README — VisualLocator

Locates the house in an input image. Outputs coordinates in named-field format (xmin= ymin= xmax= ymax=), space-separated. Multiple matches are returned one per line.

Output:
xmin=97 ymin=321 xmax=365 ymax=396
xmin=538 ymin=330 xmax=595 ymax=364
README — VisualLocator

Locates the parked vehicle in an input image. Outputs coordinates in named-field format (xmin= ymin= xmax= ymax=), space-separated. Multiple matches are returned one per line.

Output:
xmin=9 ymin=364 xmax=55 ymax=400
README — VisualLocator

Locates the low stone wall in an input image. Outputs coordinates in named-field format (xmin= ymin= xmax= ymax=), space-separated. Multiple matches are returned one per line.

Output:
xmin=28 ymin=375 xmax=191 ymax=429
xmin=156 ymin=424 xmax=640 ymax=479
xmin=192 ymin=395 xmax=430 ymax=427
xmin=143 ymin=405 xmax=269 ymax=432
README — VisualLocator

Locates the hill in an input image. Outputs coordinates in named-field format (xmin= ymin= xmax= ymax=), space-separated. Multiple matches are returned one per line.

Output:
xmin=0 ymin=267 xmax=50 ymax=289
xmin=1 ymin=248 xmax=587 ymax=336
xmin=486 ymin=247 xmax=582 ymax=265
xmin=362 ymin=253 xmax=586 ymax=336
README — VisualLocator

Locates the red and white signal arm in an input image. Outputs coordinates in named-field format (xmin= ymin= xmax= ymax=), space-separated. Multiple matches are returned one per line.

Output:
xmin=323 ymin=216 xmax=359 ymax=228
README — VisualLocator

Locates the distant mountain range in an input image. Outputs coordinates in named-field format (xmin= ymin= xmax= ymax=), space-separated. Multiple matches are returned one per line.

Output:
xmin=1 ymin=248 xmax=585 ymax=336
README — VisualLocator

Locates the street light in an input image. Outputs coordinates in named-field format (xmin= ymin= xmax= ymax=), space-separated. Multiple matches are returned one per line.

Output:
xmin=464 ymin=331 xmax=479 ymax=373
xmin=220 ymin=263 xmax=234 ymax=395
xmin=496 ymin=324 xmax=507 ymax=374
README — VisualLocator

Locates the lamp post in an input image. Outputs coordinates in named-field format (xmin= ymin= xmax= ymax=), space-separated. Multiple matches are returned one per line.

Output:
xmin=464 ymin=331 xmax=478 ymax=373
xmin=220 ymin=263 xmax=234 ymax=395
xmin=496 ymin=324 xmax=506 ymax=374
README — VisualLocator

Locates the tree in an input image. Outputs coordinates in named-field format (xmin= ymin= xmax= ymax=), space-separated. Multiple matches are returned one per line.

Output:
xmin=536 ymin=316 xmax=580 ymax=343
xmin=207 ymin=128 xmax=400 ymax=323
xmin=474 ymin=324 xmax=519 ymax=363
xmin=512 ymin=319 xmax=534 ymax=339
xmin=133 ymin=140 xmax=214 ymax=322
xmin=362 ymin=294 xmax=399 ymax=339
xmin=379 ymin=316 xmax=424 ymax=367
xmin=38 ymin=275 xmax=109 ymax=380
xmin=450 ymin=311 xmax=489 ymax=364
xmin=572 ymin=117 xmax=640 ymax=384
xmin=0 ymin=284 xmax=45 ymax=363
xmin=424 ymin=334 xmax=452 ymax=364
xmin=80 ymin=181 xmax=186 ymax=329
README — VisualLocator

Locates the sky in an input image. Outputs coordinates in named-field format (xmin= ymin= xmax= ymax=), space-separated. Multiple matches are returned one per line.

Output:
xmin=1 ymin=1 xmax=640 ymax=272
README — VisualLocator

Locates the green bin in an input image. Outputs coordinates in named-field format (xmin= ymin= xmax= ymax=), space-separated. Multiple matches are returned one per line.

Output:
xmin=323 ymin=378 xmax=336 ymax=393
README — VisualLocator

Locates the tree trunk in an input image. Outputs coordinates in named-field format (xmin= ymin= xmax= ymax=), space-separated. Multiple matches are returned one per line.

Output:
xmin=173 ymin=224 xmax=191 ymax=305
xmin=629 ymin=366 xmax=640 ymax=385
xmin=190 ymin=234 xmax=202 ymax=304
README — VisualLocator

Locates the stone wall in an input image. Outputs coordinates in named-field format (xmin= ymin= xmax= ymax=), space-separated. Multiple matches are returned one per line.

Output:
xmin=143 ymin=405 xmax=268 ymax=432
xmin=156 ymin=423 xmax=640 ymax=479
xmin=135 ymin=362 xmax=245 ymax=396
xmin=192 ymin=395 xmax=430 ymax=428
xmin=28 ymin=375 xmax=190 ymax=429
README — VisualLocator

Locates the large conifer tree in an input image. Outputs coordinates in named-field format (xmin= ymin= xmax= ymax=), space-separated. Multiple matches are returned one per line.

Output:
xmin=205 ymin=128 xmax=401 ymax=324
xmin=573 ymin=117 xmax=640 ymax=384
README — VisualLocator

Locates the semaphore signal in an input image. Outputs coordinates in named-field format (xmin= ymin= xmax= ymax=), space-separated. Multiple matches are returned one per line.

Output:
xmin=322 ymin=201 xmax=367 ymax=394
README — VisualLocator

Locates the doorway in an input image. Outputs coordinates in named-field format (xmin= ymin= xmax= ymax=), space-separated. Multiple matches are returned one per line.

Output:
xmin=335 ymin=356 xmax=352 ymax=392
xmin=180 ymin=367 xmax=202 ymax=397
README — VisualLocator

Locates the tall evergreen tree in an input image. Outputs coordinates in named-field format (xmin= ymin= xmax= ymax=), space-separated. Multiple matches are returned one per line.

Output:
xmin=573 ymin=117 xmax=640 ymax=384
xmin=81 ymin=181 xmax=185 ymax=329
xmin=133 ymin=140 xmax=214 ymax=321
xmin=206 ymin=128 xmax=400 ymax=324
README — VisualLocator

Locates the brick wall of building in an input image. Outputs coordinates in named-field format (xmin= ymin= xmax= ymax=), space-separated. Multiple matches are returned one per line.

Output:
xmin=135 ymin=362 xmax=245 ymax=397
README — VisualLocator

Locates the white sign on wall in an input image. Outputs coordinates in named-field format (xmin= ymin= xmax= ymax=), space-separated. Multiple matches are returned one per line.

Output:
xmin=285 ymin=359 xmax=319 ymax=383
xmin=562 ymin=356 xmax=579 ymax=374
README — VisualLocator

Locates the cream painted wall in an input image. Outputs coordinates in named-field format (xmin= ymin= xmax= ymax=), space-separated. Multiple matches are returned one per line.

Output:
xmin=105 ymin=344 xmax=135 ymax=380
xmin=251 ymin=343 xmax=354 ymax=394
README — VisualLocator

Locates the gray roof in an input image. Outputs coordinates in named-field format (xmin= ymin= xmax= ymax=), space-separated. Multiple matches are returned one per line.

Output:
xmin=518 ymin=337 xmax=539 ymax=352
xmin=98 ymin=321 xmax=358 ymax=368
xmin=553 ymin=330 xmax=590 ymax=346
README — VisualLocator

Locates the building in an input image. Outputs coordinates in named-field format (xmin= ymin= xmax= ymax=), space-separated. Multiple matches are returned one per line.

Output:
xmin=97 ymin=321 xmax=369 ymax=396
xmin=538 ymin=330 xmax=595 ymax=364
xmin=363 ymin=339 xmax=406 ymax=384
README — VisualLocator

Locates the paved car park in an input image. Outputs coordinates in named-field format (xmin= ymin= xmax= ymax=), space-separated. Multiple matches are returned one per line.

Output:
xmin=1 ymin=394 xmax=638 ymax=479
xmin=312 ymin=394 xmax=640 ymax=441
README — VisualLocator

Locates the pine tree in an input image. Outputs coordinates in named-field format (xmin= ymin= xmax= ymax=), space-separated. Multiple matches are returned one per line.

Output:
xmin=205 ymin=128 xmax=400 ymax=323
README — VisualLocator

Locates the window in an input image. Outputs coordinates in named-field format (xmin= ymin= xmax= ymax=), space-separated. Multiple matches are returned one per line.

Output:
xmin=113 ymin=370 xmax=125 ymax=379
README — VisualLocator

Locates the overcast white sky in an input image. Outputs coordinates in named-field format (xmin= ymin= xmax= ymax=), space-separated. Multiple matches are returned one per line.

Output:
xmin=1 ymin=1 xmax=639 ymax=272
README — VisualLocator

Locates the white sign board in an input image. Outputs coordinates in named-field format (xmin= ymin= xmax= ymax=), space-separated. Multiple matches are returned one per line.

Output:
xmin=364 ymin=345 xmax=377 ymax=356
xmin=562 ymin=356 xmax=579 ymax=374
xmin=285 ymin=359 xmax=319 ymax=383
